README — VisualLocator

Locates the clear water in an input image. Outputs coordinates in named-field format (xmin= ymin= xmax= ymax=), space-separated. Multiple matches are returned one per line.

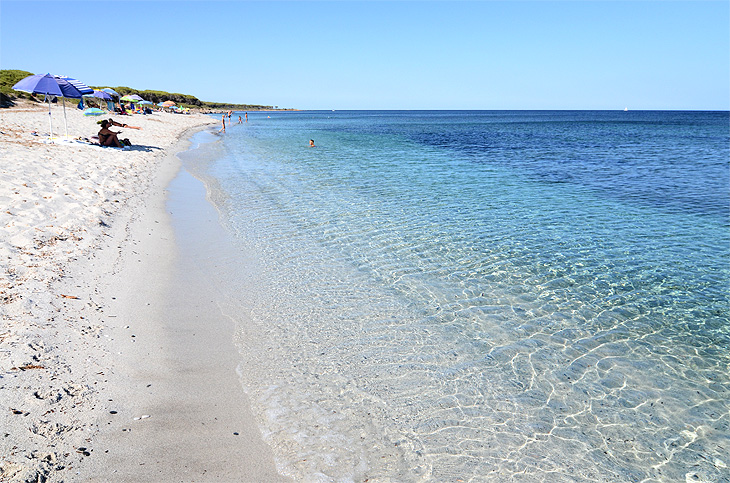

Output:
xmin=185 ymin=111 xmax=730 ymax=482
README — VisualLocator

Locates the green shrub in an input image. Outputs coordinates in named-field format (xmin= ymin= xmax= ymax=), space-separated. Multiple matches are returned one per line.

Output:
xmin=0 ymin=69 xmax=36 ymax=104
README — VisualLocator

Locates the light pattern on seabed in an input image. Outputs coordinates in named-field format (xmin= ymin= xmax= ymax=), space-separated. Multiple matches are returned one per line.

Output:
xmin=187 ymin=111 xmax=730 ymax=482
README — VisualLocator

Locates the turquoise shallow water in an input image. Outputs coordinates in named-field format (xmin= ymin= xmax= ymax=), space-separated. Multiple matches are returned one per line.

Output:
xmin=187 ymin=111 xmax=729 ymax=482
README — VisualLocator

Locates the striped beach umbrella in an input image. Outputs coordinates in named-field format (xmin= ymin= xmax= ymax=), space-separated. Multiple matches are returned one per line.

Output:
xmin=53 ymin=75 xmax=93 ymax=138
xmin=53 ymin=75 xmax=93 ymax=96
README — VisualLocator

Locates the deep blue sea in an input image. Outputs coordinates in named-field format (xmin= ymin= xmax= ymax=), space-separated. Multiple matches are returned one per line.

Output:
xmin=184 ymin=110 xmax=729 ymax=482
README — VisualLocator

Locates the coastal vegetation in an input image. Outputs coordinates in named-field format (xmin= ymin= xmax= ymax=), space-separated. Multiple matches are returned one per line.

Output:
xmin=95 ymin=86 xmax=275 ymax=111
xmin=0 ymin=69 xmax=34 ymax=104
xmin=0 ymin=69 xmax=282 ymax=110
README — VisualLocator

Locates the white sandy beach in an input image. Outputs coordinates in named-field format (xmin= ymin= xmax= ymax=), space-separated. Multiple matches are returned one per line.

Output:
xmin=0 ymin=103 xmax=286 ymax=482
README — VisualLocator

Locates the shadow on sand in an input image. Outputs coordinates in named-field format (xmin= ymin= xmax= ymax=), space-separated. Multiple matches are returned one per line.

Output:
xmin=128 ymin=144 xmax=163 ymax=153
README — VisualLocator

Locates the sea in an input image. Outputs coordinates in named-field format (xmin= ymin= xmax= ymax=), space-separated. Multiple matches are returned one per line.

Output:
xmin=178 ymin=110 xmax=730 ymax=483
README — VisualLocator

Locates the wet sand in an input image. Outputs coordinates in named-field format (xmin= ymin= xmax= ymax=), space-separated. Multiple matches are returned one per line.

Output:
xmin=80 ymin=153 xmax=287 ymax=482
xmin=0 ymin=104 xmax=287 ymax=481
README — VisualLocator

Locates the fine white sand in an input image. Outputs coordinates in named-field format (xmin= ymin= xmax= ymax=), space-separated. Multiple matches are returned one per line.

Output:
xmin=0 ymin=103 xmax=286 ymax=481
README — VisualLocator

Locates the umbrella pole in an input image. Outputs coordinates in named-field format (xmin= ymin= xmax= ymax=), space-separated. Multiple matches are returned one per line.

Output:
xmin=47 ymin=95 xmax=54 ymax=140
xmin=62 ymin=97 xmax=69 ymax=138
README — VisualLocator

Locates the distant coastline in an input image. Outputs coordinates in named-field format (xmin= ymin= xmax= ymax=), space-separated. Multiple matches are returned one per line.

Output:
xmin=202 ymin=107 xmax=301 ymax=114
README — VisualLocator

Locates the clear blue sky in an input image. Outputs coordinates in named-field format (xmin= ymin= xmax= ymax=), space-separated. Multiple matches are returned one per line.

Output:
xmin=2 ymin=1 xmax=728 ymax=110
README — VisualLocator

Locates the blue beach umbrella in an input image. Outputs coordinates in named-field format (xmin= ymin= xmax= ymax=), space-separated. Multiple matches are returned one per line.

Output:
xmin=53 ymin=75 xmax=93 ymax=96
xmin=83 ymin=90 xmax=114 ymax=110
xmin=101 ymin=87 xmax=120 ymax=97
xmin=12 ymin=73 xmax=82 ymax=98
xmin=92 ymin=90 xmax=113 ymax=100
xmin=53 ymin=75 xmax=94 ymax=137
xmin=12 ymin=73 xmax=85 ymax=139
xmin=93 ymin=90 xmax=113 ymax=111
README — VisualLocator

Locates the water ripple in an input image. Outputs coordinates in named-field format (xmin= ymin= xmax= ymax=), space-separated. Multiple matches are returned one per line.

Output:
xmin=204 ymin=111 xmax=730 ymax=482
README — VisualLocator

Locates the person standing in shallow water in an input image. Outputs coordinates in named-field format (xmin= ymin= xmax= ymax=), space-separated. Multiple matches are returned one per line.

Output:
xmin=218 ymin=114 xmax=226 ymax=133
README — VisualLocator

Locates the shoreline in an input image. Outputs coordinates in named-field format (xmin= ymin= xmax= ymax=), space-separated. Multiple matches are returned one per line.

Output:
xmin=0 ymin=105 xmax=285 ymax=481
xmin=78 ymin=136 xmax=287 ymax=481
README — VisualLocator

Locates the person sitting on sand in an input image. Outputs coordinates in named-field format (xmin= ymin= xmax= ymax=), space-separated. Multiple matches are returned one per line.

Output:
xmin=98 ymin=120 xmax=123 ymax=147
xmin=98 ymin=119 xmax=137 ymax=147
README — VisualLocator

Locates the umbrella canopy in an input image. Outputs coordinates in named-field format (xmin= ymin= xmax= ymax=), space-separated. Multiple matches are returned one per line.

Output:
xmin=53 ymin=75 xmax=93 ymax=96
xmin=84 ymin=108 xmax=105 ymax=116
xmin=82 ymin=90 xmax=113 ymax=109
xmin=12 ymin=73 xmax=86 ymax=139
xmin=120 ymin=94 xmax=144 ymax=102
xmin=13 ymin=73 xmax=84 ymax=98
xmin=52 ymin=75 xmax=93 ymax=138
xmin=161 ymin=100 xmax=176 ymax=107
xmin=92 ymin=90 xmax=113 ymax=100
xmin=101 ymin=88 xmax=120 ymax=97
xmin=138 ymin=100 xmax=153 ymax=105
